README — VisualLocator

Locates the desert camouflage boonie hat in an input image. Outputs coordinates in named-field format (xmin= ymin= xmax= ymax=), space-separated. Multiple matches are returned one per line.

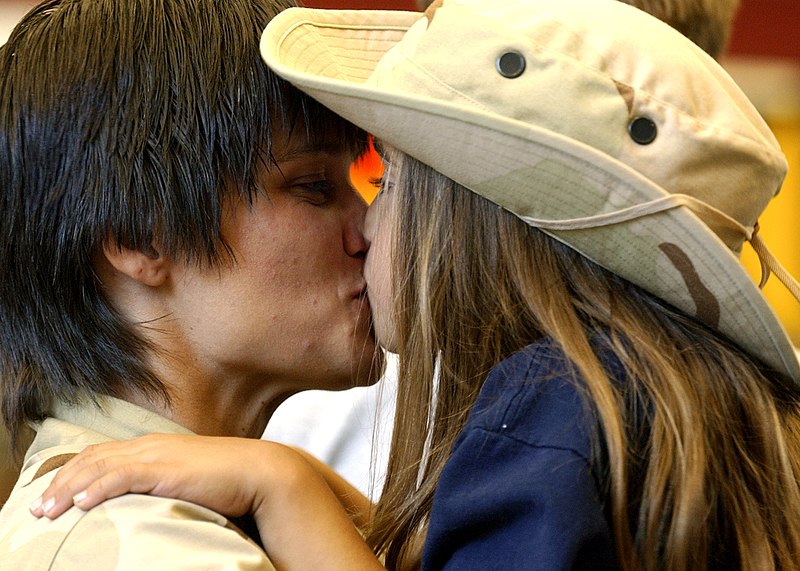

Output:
xmin=261 ymin=0 xmax=800 ymax=382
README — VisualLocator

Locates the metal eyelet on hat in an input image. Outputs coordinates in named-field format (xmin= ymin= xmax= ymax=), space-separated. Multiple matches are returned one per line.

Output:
xmin=628 ymin=116 xmax=657 ymax=145
xmin=496 ymin=50 xmax=526 ymax=79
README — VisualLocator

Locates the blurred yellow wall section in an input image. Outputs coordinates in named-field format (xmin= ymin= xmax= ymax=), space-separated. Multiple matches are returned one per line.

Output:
xmin=741 ymin=119 xmax=800 ymax=345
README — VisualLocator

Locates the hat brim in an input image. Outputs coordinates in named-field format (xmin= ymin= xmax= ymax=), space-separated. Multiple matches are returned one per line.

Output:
xmin=261 ymin=8 xmax=800 ymax=383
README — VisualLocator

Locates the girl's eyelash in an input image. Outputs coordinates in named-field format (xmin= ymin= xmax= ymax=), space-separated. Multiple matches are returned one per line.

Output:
xmin=369 ymin=176 xmax=384 ymax=188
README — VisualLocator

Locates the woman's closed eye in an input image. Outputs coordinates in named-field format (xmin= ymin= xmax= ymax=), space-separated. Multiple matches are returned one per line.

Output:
xmin=369 ymin=177 xmax=395 ymax=204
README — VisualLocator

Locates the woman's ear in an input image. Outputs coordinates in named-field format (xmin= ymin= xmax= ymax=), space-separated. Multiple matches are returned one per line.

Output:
xmin=101 ymin=242 xmax=170 ymax=287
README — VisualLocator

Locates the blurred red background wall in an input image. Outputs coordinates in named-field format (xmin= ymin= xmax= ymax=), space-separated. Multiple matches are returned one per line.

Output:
xmin=303 ymin=0 xmax=800 ymax=62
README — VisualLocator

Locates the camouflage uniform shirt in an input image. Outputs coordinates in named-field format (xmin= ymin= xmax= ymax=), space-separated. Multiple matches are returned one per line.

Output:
xmin=0 ymin=397 xmax=276 ymax=570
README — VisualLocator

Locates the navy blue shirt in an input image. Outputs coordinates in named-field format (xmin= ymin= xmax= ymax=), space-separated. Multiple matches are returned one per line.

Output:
xmin=422 ymin=337 xmax=620 ymax=570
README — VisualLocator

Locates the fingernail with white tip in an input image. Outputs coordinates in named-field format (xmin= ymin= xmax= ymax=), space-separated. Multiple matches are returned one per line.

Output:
xmin=41 ymin=497 xmax=55 ymax=514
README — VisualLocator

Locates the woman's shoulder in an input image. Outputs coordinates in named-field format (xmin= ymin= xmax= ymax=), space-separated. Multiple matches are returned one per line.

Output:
xmin=466 ymin=335 xmax=626 ymax=457
xmin=487 ymin=334 xmax=625 ymax=384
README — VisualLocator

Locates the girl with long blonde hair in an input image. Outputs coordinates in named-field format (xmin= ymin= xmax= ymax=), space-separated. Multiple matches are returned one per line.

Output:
xmin=366 ymin=149 xmax=800 ymax=569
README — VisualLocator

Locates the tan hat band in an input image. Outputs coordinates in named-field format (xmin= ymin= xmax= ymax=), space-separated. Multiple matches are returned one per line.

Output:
xmin=519 ymin=193 xmax=746 ymax=235
xmin=519 ymin=194 xmax=800 ymax=303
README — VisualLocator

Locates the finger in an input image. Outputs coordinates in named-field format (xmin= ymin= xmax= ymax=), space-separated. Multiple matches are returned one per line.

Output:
xmin=44 ymin=435 xmax=173 ymax=494
xmin=32 ymin=456 xmax=156 ymax=519
xmin=44 ymin=448 xmax=131 ymax=501
xmin=47 ymin=439 xmax=145 ymax=485
xmin=72 ymin=461 xmax=161 ymax=511
xmin=31 ymin=454 xmax=122 ymax=518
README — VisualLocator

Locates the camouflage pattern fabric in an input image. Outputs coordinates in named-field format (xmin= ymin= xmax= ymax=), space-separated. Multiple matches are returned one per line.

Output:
xmin=0 ymin=397 xmax=276 ymax=570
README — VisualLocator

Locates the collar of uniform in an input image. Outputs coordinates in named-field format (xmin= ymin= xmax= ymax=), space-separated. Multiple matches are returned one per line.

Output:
xmin=23 ymin=396 xmax=193 ymax=468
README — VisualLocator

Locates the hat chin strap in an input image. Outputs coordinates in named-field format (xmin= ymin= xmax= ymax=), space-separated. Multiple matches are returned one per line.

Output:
xmin=519 ymin=193 xmax=800 ymax=303
xmin=749 ymin=225 xmax=800 ymax=299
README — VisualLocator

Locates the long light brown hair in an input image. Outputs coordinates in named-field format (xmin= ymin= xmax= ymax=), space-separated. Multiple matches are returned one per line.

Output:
xmin=365 ymin=151 xmax=800 ymax=570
